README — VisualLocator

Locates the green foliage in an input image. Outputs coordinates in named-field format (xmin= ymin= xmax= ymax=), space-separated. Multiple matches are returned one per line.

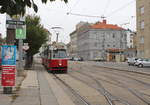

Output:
xmin=0 ymin=0 xmax=68 ymax=16
xmin=25 ymin=15 xmax=48 ymax=56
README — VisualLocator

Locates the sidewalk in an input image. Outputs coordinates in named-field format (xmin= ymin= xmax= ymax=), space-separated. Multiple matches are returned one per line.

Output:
xmin=0 ymin=70 xmax=40 ymax=105
xmin=0 ymin=72 xmax=25 ymax=105
xmin=11 ymin=70 xmax=40 ymax=105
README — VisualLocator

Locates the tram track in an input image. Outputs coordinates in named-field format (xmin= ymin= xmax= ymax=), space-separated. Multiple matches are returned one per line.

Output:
xmin=69 ymin=64 xmax=150 ymax=105
xmin=53 ymin=74 xmax=93 ymax=105
xmin=68 ymin=71 xmax=131 ymax=105
xmin=72 ymin=62 xmax=150 ymax=88
xmin=84 ymin=61 xmax=150 ymax=76
xmin=96 ymin=72 xmax=150 ymax=105
xmin=92 ymin=67 xmax=150 ymax=87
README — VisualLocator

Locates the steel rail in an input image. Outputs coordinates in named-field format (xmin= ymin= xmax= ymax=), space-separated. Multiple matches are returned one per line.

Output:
xmin=75 ymin=68 xmax=150 ymax=105
xmin=69 ymin=71 xmax=131 ymax=105
xmin=93 ymin=65 xmax=150 ymax=76
xmin=74 ymin=63 xmax=150 ymax=88
xmin=104 ymin=74 xmax=150 ymax=105
xmin=94 ymin=68 xmax=150 ymax=87
xmin=53 ymin=74 xmax=92 ymax=105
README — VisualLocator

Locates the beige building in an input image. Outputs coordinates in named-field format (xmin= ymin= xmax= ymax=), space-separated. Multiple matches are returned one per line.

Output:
xmin=136 ymin=0 xmax=150 ymax=58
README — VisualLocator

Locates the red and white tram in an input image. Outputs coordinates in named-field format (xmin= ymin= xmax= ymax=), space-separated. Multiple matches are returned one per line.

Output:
xmin=41 ymin=43 xmax=68 ymax=73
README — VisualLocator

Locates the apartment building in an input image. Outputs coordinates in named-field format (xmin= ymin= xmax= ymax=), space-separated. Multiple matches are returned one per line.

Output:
xmin=76 ymin=20 xmax=127 ymax=61
xmin=69 ymin=30 xmax=77 ymax=57
xmin=136 ymin=0 xmax=150 ymax=58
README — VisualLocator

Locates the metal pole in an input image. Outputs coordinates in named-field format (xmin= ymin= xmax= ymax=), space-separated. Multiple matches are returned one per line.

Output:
xmin=18 ymin=39 xmax=23 ymax=69
xmin=56 ymin=32 xmax=59 ymax=42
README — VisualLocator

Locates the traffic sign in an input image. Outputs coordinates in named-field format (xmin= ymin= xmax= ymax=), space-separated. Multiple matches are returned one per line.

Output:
xmin=22 ymin=45 xmax=29 ymax=50
xmin=16 ymin=28 xmax=26 ymax=39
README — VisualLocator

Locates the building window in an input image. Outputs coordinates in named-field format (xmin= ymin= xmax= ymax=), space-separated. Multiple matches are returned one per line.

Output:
xmin=124 ymin=34 xmax=127 ymax=38
xmin=140 ymin=21 xmax=144 ymax=29
xmin=107 ymin=44 xmax=110 ymax=47
xmin=93 ymin=52 xmax=98 ymax=58
xmin=139 ymin=51 xmax=144 ymax=57
xmin=140 ymin=36 xmax=144 ymax=44
xmin=140 ymin=6 xmax=144 ymax=14
xmin=113 ymin=45 xmax=115 ymax=47
xmin=112 ymin=33 xmax=115 ymax=38
xmin=94 ymin=42 xmax=97 ymax=47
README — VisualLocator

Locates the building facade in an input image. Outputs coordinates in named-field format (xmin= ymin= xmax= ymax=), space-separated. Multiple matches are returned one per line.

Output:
xmin=77 ymin=20 xmax=127 ymax=61
xmin=126 ymin=30 xmax=136 ymax=48
xmin=69 ymin=30 xmax=78 ymax=57
xmin=125 ymin=30 xmax=137 ymax=58
xmin=136 ymin=0 xmax=150 ymax=58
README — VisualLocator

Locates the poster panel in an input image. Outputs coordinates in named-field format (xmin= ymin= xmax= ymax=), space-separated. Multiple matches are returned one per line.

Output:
xmin=2 ymin=45 xmax=16 ymax=65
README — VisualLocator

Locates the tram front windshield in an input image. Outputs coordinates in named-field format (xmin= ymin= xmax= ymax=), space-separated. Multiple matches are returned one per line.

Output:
xmin=53 ymin=50 xmax=67 ymax=58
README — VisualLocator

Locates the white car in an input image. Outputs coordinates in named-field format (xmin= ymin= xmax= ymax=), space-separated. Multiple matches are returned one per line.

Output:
xmin=135 ymin=58 xmax=150 ymax=68
xmin=127 ymin=58 xmax=138 ymax=66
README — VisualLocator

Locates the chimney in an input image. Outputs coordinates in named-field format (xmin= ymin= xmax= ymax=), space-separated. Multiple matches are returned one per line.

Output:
xmin=103 ymin=20 xmax=107 ymax=24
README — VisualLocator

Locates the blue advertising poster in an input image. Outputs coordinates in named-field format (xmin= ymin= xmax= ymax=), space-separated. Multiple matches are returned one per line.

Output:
xmin=2 ymin=45 xmax=16 ymax=65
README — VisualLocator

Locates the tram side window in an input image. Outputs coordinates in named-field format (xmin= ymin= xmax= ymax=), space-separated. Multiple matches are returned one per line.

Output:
xmin=53 ymin=50 xmax=67 ymax=58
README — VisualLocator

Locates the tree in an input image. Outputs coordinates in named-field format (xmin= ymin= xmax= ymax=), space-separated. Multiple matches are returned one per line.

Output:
xmin=24 ymin=15 xmax=48 ymax=69
xmin=0 ymin=0 xmax=68 ymax=16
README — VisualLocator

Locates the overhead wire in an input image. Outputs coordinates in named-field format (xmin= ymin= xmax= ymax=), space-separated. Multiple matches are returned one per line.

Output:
xmin=68 ymin=0 xmax=80 ymax=13
xmin=67 ymin=12 xmax=102 ymax=18
xmin=103 ymin=0 xmax=111 ymax=15
xmin=67 ymin=0 xmax=135 ymax=19
xmin=106 ymin=0 xmax=135 ymax=17
xmin=57 ymin=0 xmax=81 ymax=43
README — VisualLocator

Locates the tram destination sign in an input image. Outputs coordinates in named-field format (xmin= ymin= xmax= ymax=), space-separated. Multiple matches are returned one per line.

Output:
xmin=6 ymin=20 xmax=25 ymax=25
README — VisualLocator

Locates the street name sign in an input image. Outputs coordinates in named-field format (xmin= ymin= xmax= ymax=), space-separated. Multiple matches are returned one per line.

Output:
xmin=6 ymin=20 xmax=25 ymax=25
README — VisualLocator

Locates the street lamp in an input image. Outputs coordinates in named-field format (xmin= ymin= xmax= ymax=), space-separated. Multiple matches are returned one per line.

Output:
xmin=50 ymin=27 xmax=63 ymax=42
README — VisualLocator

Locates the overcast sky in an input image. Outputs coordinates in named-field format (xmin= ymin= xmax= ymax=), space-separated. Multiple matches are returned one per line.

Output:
xmin=0 ymin=0 xmax=136 ymax=43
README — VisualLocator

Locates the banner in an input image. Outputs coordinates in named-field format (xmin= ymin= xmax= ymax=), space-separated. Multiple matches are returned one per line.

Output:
xmin=2 ymin=45 xmax=16 ymax=65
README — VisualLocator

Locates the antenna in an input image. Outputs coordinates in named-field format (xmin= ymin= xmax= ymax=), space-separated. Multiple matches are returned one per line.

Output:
xmin=101 ymin=15 xmax=106 ymax=20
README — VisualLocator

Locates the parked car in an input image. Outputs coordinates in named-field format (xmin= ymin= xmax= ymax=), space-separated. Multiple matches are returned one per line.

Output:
xmin=134 ymin=58 xmax=143 ymax=66
xmin=93 ymin=57 xmax=105 ymax=62
xmin=70 ymin=57 xmax=84 ymax=61
xmin=135 ymin=58 xmax=150 ymax=68
xmin=127 ymin=57 xmax=138 ymax=66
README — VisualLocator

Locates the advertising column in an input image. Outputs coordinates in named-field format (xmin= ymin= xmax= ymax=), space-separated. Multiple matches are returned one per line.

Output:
xmin=1 ymin=45 xmax=16 ymax=94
